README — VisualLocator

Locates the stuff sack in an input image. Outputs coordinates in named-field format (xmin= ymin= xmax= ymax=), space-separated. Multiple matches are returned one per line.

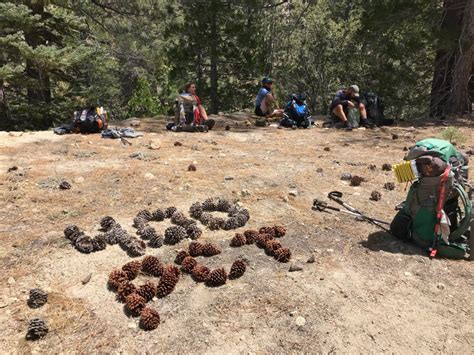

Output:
xmin=74 ymin=107 xmax=107 ymax=134
xmin=363 ymin=92 xmax=393 ymax=126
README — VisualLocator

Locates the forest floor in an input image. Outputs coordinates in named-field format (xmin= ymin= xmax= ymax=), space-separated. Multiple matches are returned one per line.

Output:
xmin=0 ymin=113 xmax=473 ymax=354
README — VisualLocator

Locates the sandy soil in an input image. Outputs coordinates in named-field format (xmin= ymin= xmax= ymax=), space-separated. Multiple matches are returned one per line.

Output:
xmin=0 ymin=115 xmax=473 ymax=354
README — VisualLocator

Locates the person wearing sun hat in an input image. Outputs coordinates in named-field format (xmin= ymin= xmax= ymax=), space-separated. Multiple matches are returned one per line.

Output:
xmin=330 ymin=84 xmax=373 ymax=129
xmin=254 ymin=77 xmax=284 ymax=118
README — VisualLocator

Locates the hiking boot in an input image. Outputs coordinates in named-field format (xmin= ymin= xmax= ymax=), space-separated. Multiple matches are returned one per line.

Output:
xmin=291 ymin=125 xmax=297 ymax=130
xmin=342 ymin=121 xmax=353 ymax=131
xmin=360 ymin=119 xmax=374 ymax=128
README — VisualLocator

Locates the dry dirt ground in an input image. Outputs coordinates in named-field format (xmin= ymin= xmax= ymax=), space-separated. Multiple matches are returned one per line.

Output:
xmin=0 ymin=114 xmax=473 ymax=354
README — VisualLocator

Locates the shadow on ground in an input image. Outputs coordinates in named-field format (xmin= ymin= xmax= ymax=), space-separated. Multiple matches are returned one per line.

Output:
xmin=361 ymin=231 xmax=425 ymax=256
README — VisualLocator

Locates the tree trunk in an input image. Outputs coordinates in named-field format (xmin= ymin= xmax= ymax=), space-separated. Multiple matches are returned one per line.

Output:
xmin=209 ymin=5 xmax=218 ymax=114
xmin=24 ymin=0 xmax=51 ymax=105
xmin=430 ymin=0 xmax=474 ymax=117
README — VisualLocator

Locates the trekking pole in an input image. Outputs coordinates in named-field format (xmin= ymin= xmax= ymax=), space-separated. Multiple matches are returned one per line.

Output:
xmin=312 ymin=199 xmax=390 ymax=232
xmin=430 ymin=166 xmax=451 ymax=259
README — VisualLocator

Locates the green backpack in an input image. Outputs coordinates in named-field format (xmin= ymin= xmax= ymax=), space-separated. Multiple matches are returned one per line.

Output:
xmin=390 ymin=138 xmax=472 ymax=259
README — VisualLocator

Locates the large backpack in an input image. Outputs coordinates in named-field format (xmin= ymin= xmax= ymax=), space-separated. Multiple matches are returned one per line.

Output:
xmin=74 ymin=107 xmax=107 ymax=133
xmin=284 ymin=94 xmax=311 ymax=127
xmin=363 ymin=92 xmax=393 ymax=126
xmin=390 ymin=138 xmax=472 ymax=259
xmin=174 ymin=94 xmax=198 ymax=125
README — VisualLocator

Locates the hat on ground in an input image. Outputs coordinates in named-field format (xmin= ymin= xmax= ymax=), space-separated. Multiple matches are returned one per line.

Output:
xmin=262 ymin=77 xmax=273 ymax=84
xmin=349 ymin=85 xmax=360 ymax=94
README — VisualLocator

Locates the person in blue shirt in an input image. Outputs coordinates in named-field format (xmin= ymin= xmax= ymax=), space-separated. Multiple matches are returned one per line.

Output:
xmin=330 ymin=85 xmax=372 ymax=128
xmin=255 ymin=77 xmax=284 ymax=118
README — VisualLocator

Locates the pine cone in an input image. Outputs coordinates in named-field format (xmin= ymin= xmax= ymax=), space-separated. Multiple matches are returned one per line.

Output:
xmin=136 ymin=209 xmax=153 ymax=221
xmin=75 ymin=234 xmax=94 ymax=254
xmin=230 ymin=233 xmax=246 ymax=247
xmin=141 ymin=255 xmax=163 ymax=277
xmin=191 ymin=264 xmax=211 ymax=282
xmin=189 ymin=202 xmax=203 ymax=219
xmin=133 ymin=216 xmax=148 ymax=230
xmin=165 ymin=206 xmax=177 ymax=218
xmin=216 ymin=198 xmax=232 ymax=212
xmin=152 ymin=208 xmax=165 ymax=222
xmin=202 ymin=197 xmax=218 ymax=211
xmin=273 ymin=225 xmax=286 ymax=238
xmin=234 ymin=213 xmax=249 ymax=227
xmin=256 ymin=233 xmax=273 ymax=248
xmin=202 ymin=243 xmax=221 ymax=257
xmin=117 ymin=281 xmax=137 ymax=302
xmin=188 ymin=241 xmax=204 ymax=257
xmin=350 ymin=175 xmax=364 ymax=186
xmin=100 ymin=216 xmax=116 ymax=231
xmin=222 ymin=217 xmax=239 ymax=230
xmin=181 ymin=256 xmax=197 ymax=273
xmin=199 ymin=212 xmax=213 ymax=226
xmin=164 ymin=226 xmax=187 ymax=245
xmin=264 ymin=239 xmax=282 ymax=256
xmin=92 ymin=234 xmax=107 ymax=251
xmin=140 ymin=226 xmax=158 ymax=240
xmin=156 ymin=265 xmax=180 ymax=298
xmin=243 ymin=230 xmax=258 ymax=244
xmin=208 ymin=217 xmax=223 ymax=230
xmin=229 ymin=260 xmax=246 ymax=279
xmin=108 ymin=269 xmax=128 ymax=289
xmin=171 ymin=211 xmax=187 ymax=226
xmin=136 ymin=281 xmax=157 ymax=302
xmin=148 ymin=233 xmax=163 ymax=248
xmin=206 ymin=268 xmax=227 ymax=287
xmin=125 ymin=238 xmax=146 ymax=257
xmin=104 ymin=225 xmax=124 ymax=245
xmin=274 ymin=247 xmax=291 ymax=263
xmin=27 ymin=289 xmax=48 ymax=309
xmin=125 ymin=293 xmax=146 ymax=316
xmin=64 ymin=224 xmax=81 ymax=241
xmin=174 ymin=250 xmax=189 ymax=265
xmin=25 ymin=318 xmax=48 ymax=340
xmin=140 ymin=307 xmax=160 ymax=330
xmin=186 ymin=224 xmax=202 ymax=240
xmin=259 ymin=226 xmax=276 ymax=238
xmin=181 ymin=218 xmax=197 ymax=228
xmin=122 ymin=260 xmax=142 ymax=280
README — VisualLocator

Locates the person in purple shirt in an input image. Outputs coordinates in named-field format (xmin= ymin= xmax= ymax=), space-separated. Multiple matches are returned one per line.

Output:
xmin=255 ymin=77 xmax=284 ymax=118
xmin=330 ymin=85 xmax=372 ymax=128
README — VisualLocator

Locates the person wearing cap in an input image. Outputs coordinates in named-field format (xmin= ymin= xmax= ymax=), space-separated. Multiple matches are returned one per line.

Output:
xmin=254 ymin=77 xmax=284 ymax=118
xmin=330 ymin=85 xmax=372 ymax=129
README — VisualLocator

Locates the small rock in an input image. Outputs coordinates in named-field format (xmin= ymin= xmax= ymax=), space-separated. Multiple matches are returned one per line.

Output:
xmin=174 ymin=141 xmax=183 ymax=147
xmin=289 ymin=189 xmax=298 ymax=197
xmin=129 ymin=152 xmax=145 ymax=160
xmin=241 ymin=189 xmax=251 ymax=197
xmin=392 ymin=134 xmax=399 ymax=140
xmin=340 ymin=173 xmax=352 ymax=181
xmin=59 ymin=181 xmax=71 ymax=190
xmin=144 ymin=172 xmax=155 ymax=180
xmin=188 ymin=164 xmax=197 ymax=172
xmin=316 ymin=168 xmax=323 ymax=173
xmin=224 ymin=176 xmax=234 ymax=181
xmin=307 ymin=255 xmax=316 ymax=263
xmin=289 ymin=264 xmax=303 ymax=272
xmin=323 ymin=147 xmax=330 ymax=151
xmin=289 ymin=311 xmax=297 ymax=317
xmin=225 ymin=125 xmax=231 ymax=131
xmin=81 ymin=273 xmax=92 ymax=285
xmin=128 ymin=322 xmax=137 ymax=329
xmin=295 ymin=316 xmax=306 ymax=327
xmin=218 ymin=112 xmax=225 ymax=116
xmin=282 ymin=196 xmax=289 ymax=203
xmin=7 ymin=277 xmax=15 ymax=285
xmin=437 ymin=283 xmax=445 ymax=290
xmin=148 ymin=139 xmax=161 ymax=150
xmin=326 ymin=249 xmax=334 ymax=253
xmin=7 ymin=166 xmax=18 ymax=172
xmin=129 ymin=120 xmax=140 ymax=127
xmin=191 ymin=145 xmax=199 ymax=151
xmin=74 ymin=176 xmax=84 ymax=184
xmin=404 ymin=271 xmax=412 ymax=277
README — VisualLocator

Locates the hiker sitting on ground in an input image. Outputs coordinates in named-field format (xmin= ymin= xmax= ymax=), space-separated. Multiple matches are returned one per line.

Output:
xmin=330 ymin=85 xmax=372 ymax=128
xmin=255 ymin=77 xmax=284 ymax=118
xmin=167 ymin=82 xmax=215 ymax=132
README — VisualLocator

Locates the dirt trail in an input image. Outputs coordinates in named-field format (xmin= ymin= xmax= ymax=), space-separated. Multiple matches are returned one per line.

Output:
xmin=0 ymin=116 xmax=473 ymax=354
